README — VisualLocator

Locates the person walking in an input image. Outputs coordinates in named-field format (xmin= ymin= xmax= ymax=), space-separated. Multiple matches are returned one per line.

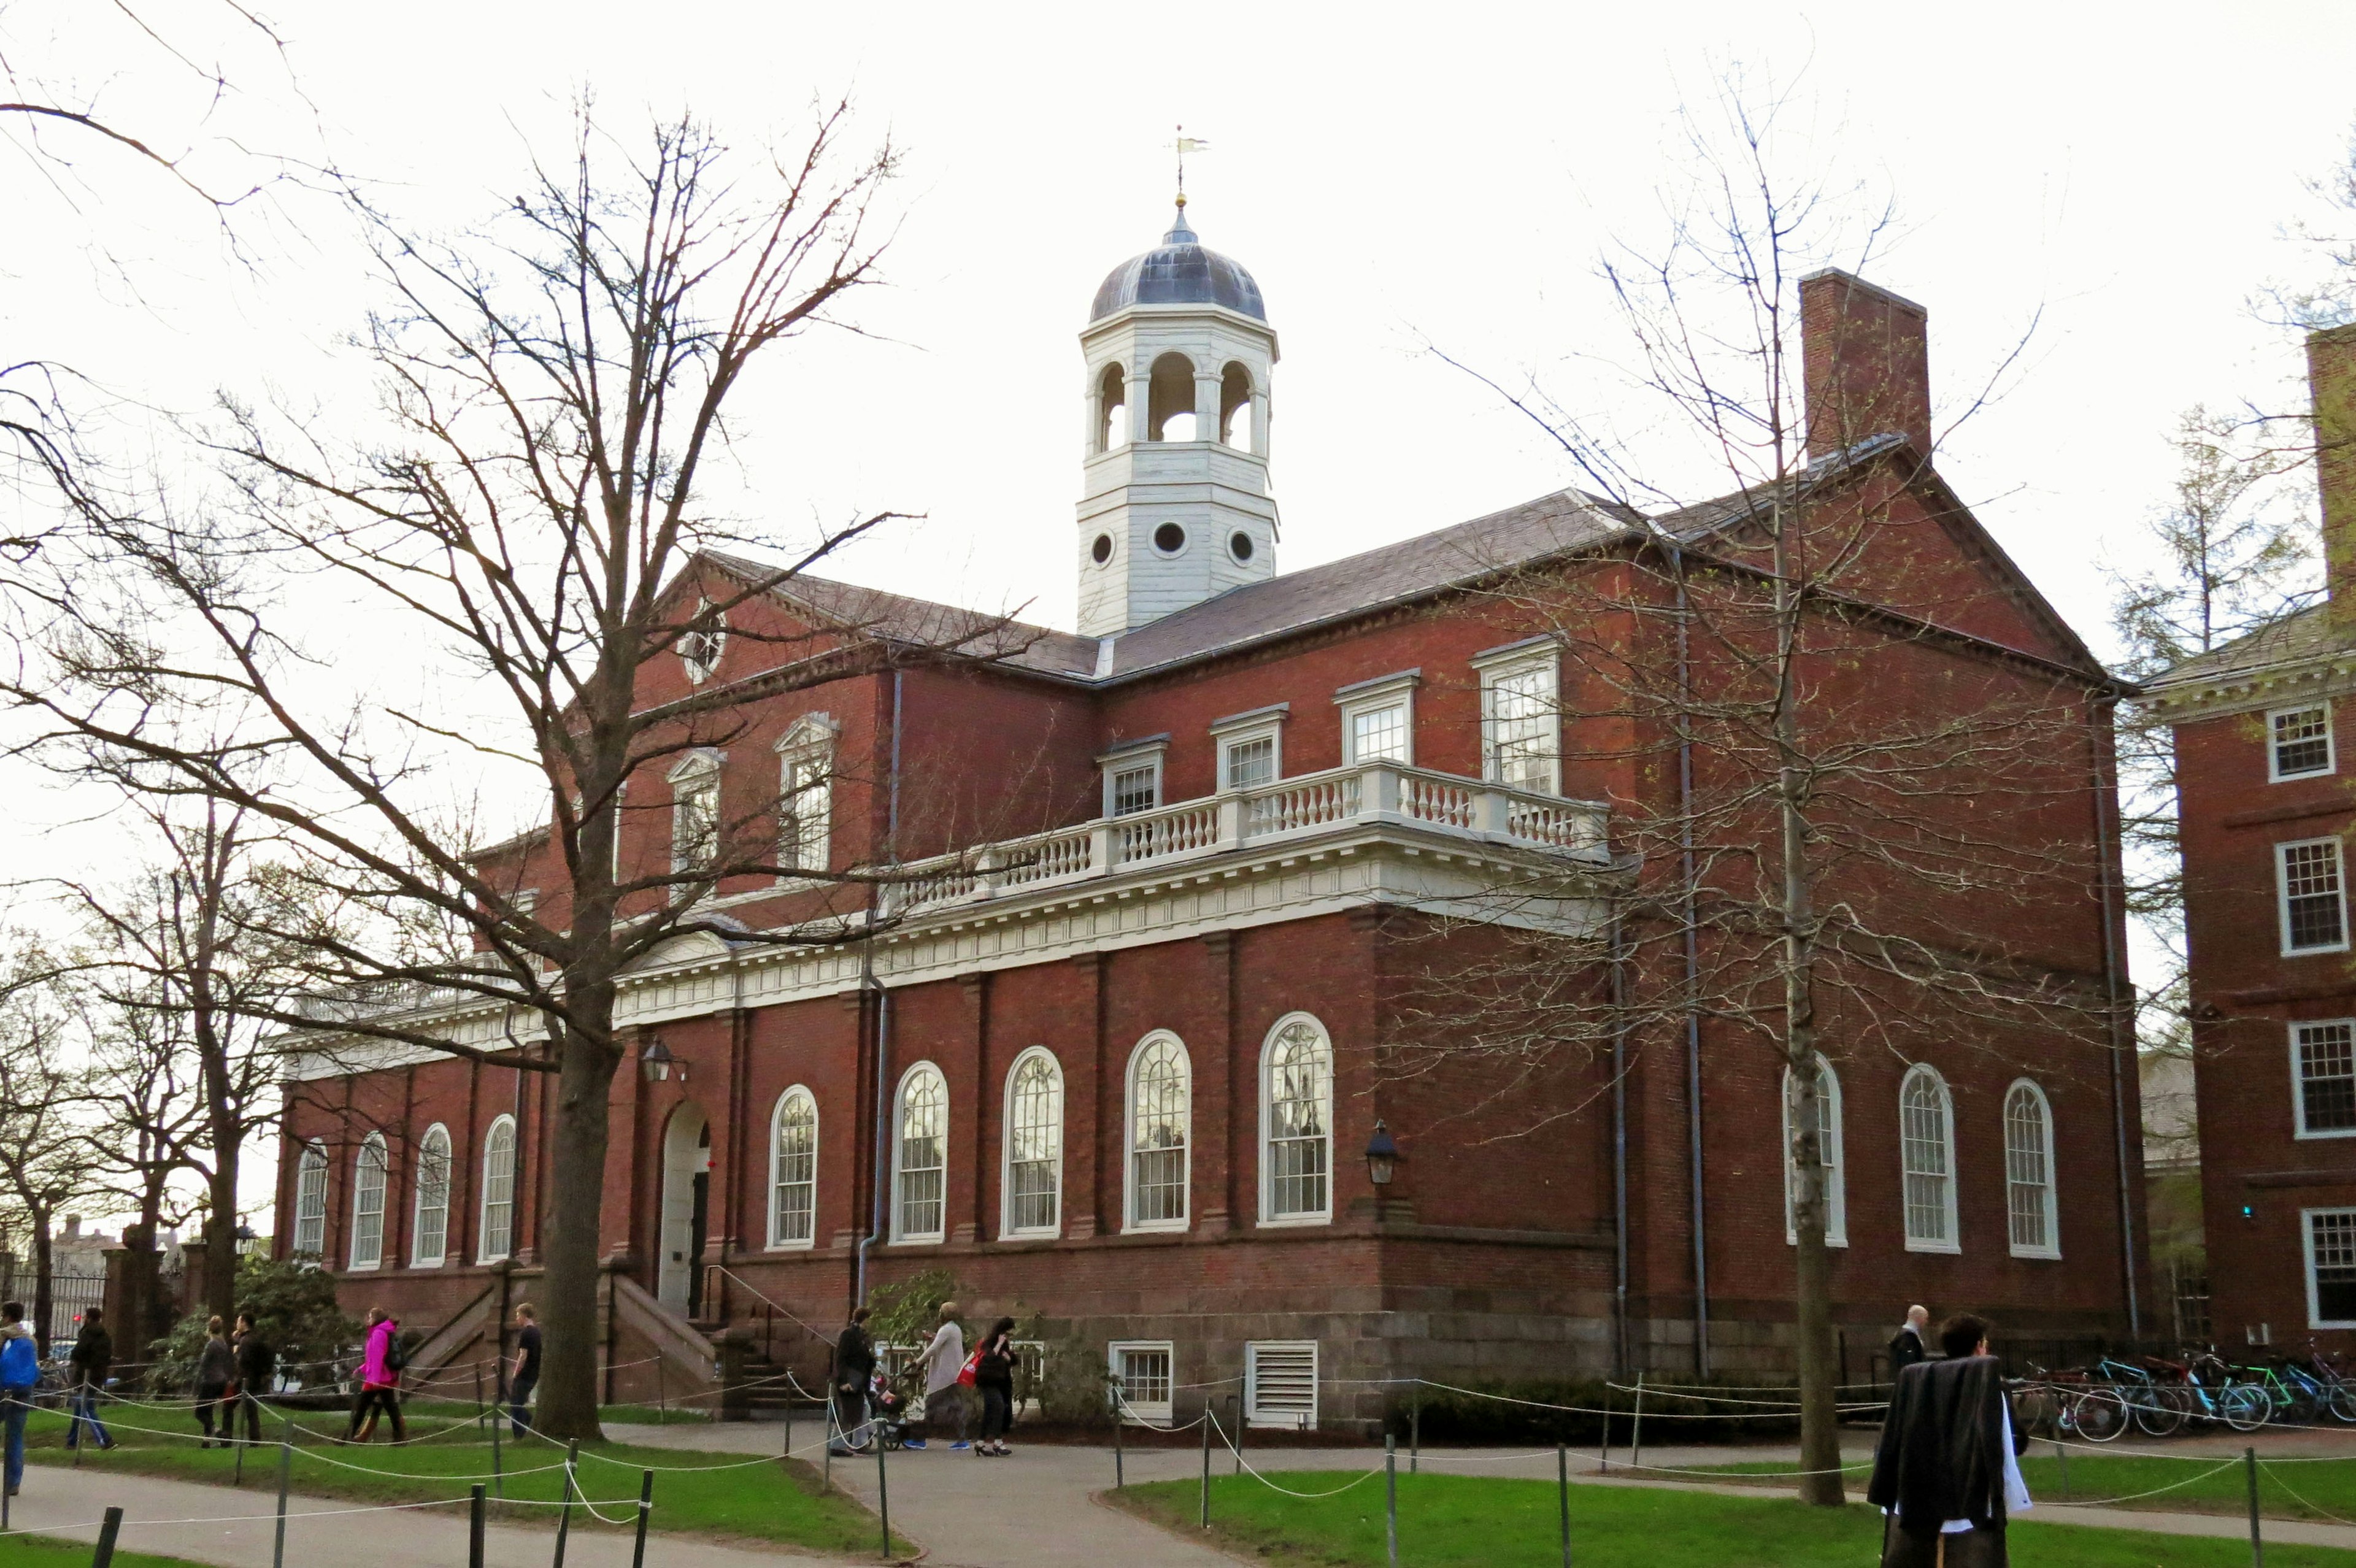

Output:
xmin=972 ymin=1317 xmax=1017 ymax=1458
xmin=193 ymin=1316 xmax=236 ymax=1447
xmin=344 ymin=1309 xmax=407 ymax=1443
xmin=906 ymin=1302 xmax=968 ymax=1452
xmin=506 ymin=1304 xmax=541 ymax=1437
xmin=1889 ymin=1304 xmax=1931 ymax=1377
xmin=1 ymin=1302 xmax=37 ymax=1496
xmin=231 ymin=1313 xmax=274 ymax=1447
xmin=65 ymin=1308 xmax=114 ymax=1452
xmin=1866 ymin=1312 xmax=2031 ymax=1567
xmin=831 ymin=1306 xmax=877 ymax=1454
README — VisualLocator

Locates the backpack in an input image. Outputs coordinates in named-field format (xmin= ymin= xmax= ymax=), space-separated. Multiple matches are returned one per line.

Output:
xmin=383 ymin=1331 xmax=409 ymax=1373
xmin=0 ymin=1332 xmax=36 ymax=1386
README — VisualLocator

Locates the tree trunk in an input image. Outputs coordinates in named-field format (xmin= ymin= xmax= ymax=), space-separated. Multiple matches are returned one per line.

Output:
xmin=1788 ymin=1066 xmax=1844 ymax=1506
xmin=31 ymin=1213 xmax=53 ymax=1359
xmin=534 ymin=1023 xmax=619 ymax=1442
xmin=205 ymin=1149 xmax=240 ymax=1326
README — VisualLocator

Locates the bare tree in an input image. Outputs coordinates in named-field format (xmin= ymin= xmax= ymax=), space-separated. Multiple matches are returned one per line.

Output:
xmin=0 ymin=948 xmax=101 ymax=1355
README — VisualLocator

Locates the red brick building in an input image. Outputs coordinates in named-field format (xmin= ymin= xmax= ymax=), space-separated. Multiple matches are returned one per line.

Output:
xmin=2147 ymin=325 xmax=2356 ymax=1353
xmin=276 ymin=210 xmax=2147 ymax=1428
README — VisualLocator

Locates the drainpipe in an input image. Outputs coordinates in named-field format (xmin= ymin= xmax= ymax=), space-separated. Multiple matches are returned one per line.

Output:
xmin=854 ymin=671 xmax=906 ymax=1307
xmin=2090 ymin=694 xmax=2142 ymax=1337
xmin=1669 ymin=540 xmax=1710 ymax=1378
xmin=1609 ymin=907 xmax=1632 ymax=1380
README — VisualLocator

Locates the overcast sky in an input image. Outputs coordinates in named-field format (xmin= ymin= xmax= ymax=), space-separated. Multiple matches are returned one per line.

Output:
xmin=7 ymin=0 xmax=2354 ymax=1223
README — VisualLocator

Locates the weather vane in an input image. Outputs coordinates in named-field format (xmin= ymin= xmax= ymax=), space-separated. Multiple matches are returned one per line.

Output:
xmin=1172 ymin=125 xmax=1210 ymax=208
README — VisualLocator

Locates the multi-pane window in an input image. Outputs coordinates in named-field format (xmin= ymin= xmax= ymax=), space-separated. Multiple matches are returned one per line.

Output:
xmin=677 ymin=600 xmax=726 ymax=684
xmin=671 ymin=757 xmax=721 ymax=875
xmin=479 ymin=1116 xmax=517 ymax=1262
xmin=348 ymin=1134 xmax=388 ymax=1270
xmin=2274 ymin=704 xmax=2335 ymax=780
xmin=1223 ymin=734 xmax=1277 ymax=790
xmin=1111 ymin=763 xmax=1160 ymax=817
xmin=292 ymin=1142 xmax=329 ymax=1258
xmin=1128 ymin=1034 xmax=1191 ymax=1229
xmin=1350 ymin=703 xmax=1409 ymax=764
xmin=1900 ymin=1066 xmax=1958 ymax=1251
xmin=2280 ymin=839 xmax=2349 ymax=953
xmin=1110 ymin=1342 xmax=1174 ymax=1425
xmin=1481 ymin=654 xmax=1560 ymax=794
xmin=1262 ymin=1017 xmax=1332 ymax=1222
xmin=2003 ymin=1081 xmax=2060 ymax=1258
xmin=770 ymin=1089 xmax=817 ymax=1248
xmin=2309 ymin=1209 xmax=2356 ymax=1326
xmin=412 ymin=1124 xmax=452 ymax=1267
xmin=2298 ymin=1021 xmax=2356 ymax=1136
xmin=777 ymin=721 xmax=833 ymax=876
xmin=1004 ymin=1050 xmax=1063 ymax=1236
xmin=1780 ymin=1061 xmax=1846 ymax=1247
xmin=893 ymin=1065 xmax=947 ymax=1243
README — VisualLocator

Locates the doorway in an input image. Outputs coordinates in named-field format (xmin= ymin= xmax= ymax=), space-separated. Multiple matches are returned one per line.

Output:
xmin=658 ymin=1104 xmax=711 ymax=1317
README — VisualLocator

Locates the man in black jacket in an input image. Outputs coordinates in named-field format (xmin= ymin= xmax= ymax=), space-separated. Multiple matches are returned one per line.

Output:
xmin=231 ymin=1313 xmax=274 ymax=1446
xmin=64 ymin=1310 xmax=113 ymax=1451
xmin=832 ymin=1306 xmax=877 ymax=1453
xmin=1888 ymin=1305 xmax=1930 ymax=1375
xmin=1867 ymin=1313 xmax=2030 ymax=1567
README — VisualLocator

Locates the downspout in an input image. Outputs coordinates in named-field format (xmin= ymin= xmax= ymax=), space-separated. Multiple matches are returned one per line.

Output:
xmin=1669 ymin=540 xmax=1710 ymax=1378
xmin=2090 ymin=693 xmax=2142 ymax=1336
xmin=853 ymin=671 xmax=906 ymax=1306
xmin=1609 ymin=907 xmax=1632 ymax=1380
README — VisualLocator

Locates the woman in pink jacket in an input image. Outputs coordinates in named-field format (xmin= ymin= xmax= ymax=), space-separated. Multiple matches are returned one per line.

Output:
xmin=343 ymin=1309 xmax=406 ymax=1443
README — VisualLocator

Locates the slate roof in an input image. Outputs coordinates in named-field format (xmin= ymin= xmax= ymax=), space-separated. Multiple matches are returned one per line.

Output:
xmin=2140 ymin=601 xmax=2345 ymax=698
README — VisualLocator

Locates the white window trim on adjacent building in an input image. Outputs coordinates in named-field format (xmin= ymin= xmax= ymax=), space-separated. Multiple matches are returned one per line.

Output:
xmin=1124 ymin=1032 xmax=1192 ymax=1233
xmin=1109 ymin=1340 xmax=1176 ymax=1426
xmin=479 ymin=1114 xmax=518 ymax=1264
xmin=1245 ymin=1340 xmax=1319 ymax=1430
xmin=411 ymin=1123 xmax=452 ymax=1268
xmin=1210 ymin=704 xmax=1288 ymax=791
xmin=2308 ymin=1207 xmax=2356 ymax=1329
xmin=1259 ymin=1012 xmax=1334 ymax=1226
xmin=2271 ymin=701 xmax=2336 ymax=782
xmin=891 ymin=1061 xmax=949 ymax=1245
xmin=348 ymin=1132 xmax=388 ymax=1271
xmin=2279 ymin=837 xmax=2351 ymax=956
xmin=1899 ymin=1064 xmax=1961 ymax=1255
xmin=668 ymin=750 xmax=724 ymax=877
xmin=2002 ymin=1078 xmax=2062 ymax=1260
xmin=2293 ymin=1020 xmax=2356 ymax=1140
xmin=1335 ymin=670 xmax=1419 ymax=767
xmin=292 ymin=1140 xmax=329 ymax=1258
xmin=1099 ymin=736 xmax=1170 ymax=818
xmin=768 ymin=1086 xmax=819 ymax=1251
xmin=1472 ymin=637 xmax=1562 ymax=796
xmin=774 ymin=714 xmax=836 ymax=881
xmin=1001 ymin=1047 xmax=1064 ymax=1240
xmin=1780 ymin=1061 xmax=1847 ymax=1248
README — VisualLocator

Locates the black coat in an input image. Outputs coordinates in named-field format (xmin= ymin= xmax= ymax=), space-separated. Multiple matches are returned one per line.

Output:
xmin=1889 ymin=1326 xmax=1927 ymax=1373
xmin=835 ymin=1324 xmax=876 ymax=1386
xmin=1867 ymin=1356 xmax=2012 ymax=1538
xmin=69 ymin=1324 xmax=111 ymax=1383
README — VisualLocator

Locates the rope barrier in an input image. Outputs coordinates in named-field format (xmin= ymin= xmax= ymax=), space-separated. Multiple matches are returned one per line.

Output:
xmin=2258 ymin=1460 xmax=2356 ymax=1524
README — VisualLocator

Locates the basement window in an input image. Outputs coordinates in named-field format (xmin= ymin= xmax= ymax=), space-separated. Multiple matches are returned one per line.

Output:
xmin=1109 ymin=1341 xmax=1174 ymax=1426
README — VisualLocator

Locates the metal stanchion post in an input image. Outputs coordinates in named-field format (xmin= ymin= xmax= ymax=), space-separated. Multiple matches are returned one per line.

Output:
xmin=271 ymin=1416 xmax=293 ymax=1568
xmin=73 ymin=1379 xmax=86 ymax=1469
xmin=1384 ymin=1434 xmax=1399 ymax=1568
xmin=469 ymin=1485 xmax=486 ymax=1568
xmin=1411 ymin=1397 xmax=1420 ymax=1474
xmin=2055 ymin=1437 xmax=2069 ymax=1502
xmin=1230 ymin=1394 xmax=1242 ymax=1475
xmin=1630 ymin=1372 xmax=1646 ymax=1472
xmin=657 ymin=1359 xmax=667 ymax=1421
xmin=2247 ymin=1446 xmax=2263 ymax=1567
xmin=631 ymin=1469 xmax=654 ymax=1568
xmin=90 ymin=1505 xmax=123 ymax=1568
xmin=1558 ymin=1442 xmax=1572 ymax=1568
xmin=824 ymin=1396 xmax=835 ymax=1493
xmin=1200 ymin=1407 xmax=1212 ymax=1529
xmin=1597 ymin=1385 xmax=1612 ymax=1475
xmin=876 ymin=1423 xmax=891 ymax=1561
xmin=1113 ymin=1397 xmax=1124 ymax=1488
xmin=234 ymin=1405 xmax=247 ymax=1486
xmin=491 ymin=1404 xmax=505 ymax=1499
xmin=552 ymin=1437 xmax=578 ymax=1568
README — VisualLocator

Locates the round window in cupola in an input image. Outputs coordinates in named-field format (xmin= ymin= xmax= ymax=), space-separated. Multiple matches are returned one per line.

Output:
xmin=1091 ymin=533 xmax=1114 ymax=565
xmin=677 ymin=601 xmax=726 ymax=685
xmin=1152 ymin=523 xmax=1187 ymax=556
xmin=1228 ymin=531 xmax=1254 ymax=563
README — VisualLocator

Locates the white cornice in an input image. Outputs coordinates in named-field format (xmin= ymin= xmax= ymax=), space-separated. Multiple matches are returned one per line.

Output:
xmin=2144 ymin=654 xmax=2356 ymax=724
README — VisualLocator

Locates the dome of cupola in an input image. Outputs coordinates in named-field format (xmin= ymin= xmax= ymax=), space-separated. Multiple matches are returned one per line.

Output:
xmin=1088 ymin=202 xmax=1266 ymax=322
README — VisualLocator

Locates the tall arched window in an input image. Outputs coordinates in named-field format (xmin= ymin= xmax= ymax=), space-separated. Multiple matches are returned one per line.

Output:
xmin=1003 ymin=1049 xmax=1064 ymax=1237
xmin=776 ymin=717 xmax=834 ymax=878
xmin=2004 ymin=1080 xmax=2060 ymax=1259
xmin=1096 ymin=361 xmax=1128 ymax=453
xmin=669 ymin=751 xmax=722 ymax=875
xmin=292 ymin=1141 xmax=329 ymax=1258
xmin=1780 ymin=1061 xmax=1847 ymax=1247
xmin=769 ymin=1088 xmax=818 ymax=1250
xmin=1900 ymin=1066 xmax=1959 ymax=1253
xmin=1126 ymin=1034 xmax=1191 ymax=1231
xmin=412 ymin=1124 xmax=452 ymax=1267
xmin=893 ymin=1064 xmax=947 ymax=1244
xmin=1261 ymin=1015 xmax=1333 ymax=1223
xmin=348 ymin=1133 xmax=388 ymax=1270
xmin=479 ymin=1115 xmax=517 ymax=1262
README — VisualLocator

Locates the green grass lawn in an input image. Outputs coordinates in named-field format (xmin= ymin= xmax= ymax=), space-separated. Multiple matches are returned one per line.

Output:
xmin=0 ymin=1537 xmax=211 ymax=1568
xmin=18 ymin=1402 xmax=904 ymax=1556
xmin=1692 ymin=1449 xmax=2356 ymax=1524
xmin=1112 ymin=1472 xmax=2356 ymax=1567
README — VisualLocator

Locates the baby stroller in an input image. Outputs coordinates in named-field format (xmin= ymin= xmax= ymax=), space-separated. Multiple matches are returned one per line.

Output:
xmin=831 ymin=1368 xmax=912 ymax=1454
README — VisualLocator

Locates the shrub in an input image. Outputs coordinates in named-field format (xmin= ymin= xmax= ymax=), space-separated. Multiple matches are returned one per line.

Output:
xmin=149 ymin=1256 xmax=360 ymax=1393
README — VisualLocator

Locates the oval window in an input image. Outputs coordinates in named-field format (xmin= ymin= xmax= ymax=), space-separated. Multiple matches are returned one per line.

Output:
xmin=1152 ymin=523 xmax=1187 ymax=555
xmin=1091 ymin=533 xmax=1114 ymax=564
xmin=1229 ymin=531 xmax=1254 ymax=563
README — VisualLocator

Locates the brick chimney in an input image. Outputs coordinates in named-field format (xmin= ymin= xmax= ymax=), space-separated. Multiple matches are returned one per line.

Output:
xmin=2311 ymin=323 xmax=2356 ymax=626
xmin=1800 ymin=268 xmax=1932 ymax=462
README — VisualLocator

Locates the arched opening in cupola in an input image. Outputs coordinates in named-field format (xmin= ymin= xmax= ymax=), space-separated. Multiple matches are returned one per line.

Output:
xmin=1095 ymin=362 xmax=1127 ymax=453
xmin=1147 ymin=352 xmax=1196 ymax=441
xmin=1221 ymin=362 xmax=1254 ymax=451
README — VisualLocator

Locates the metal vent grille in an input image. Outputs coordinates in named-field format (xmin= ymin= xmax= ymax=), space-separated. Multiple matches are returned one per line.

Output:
xmin=1245 ymin=1340 xmax=1318 ymax=1430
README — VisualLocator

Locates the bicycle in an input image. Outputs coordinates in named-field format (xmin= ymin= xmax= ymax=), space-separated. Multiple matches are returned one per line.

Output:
xmin=2182 ymin=1352 xmax=2269 ymax=1433
xmin=2026 ymin=1364 xmax=2128 ymax=1443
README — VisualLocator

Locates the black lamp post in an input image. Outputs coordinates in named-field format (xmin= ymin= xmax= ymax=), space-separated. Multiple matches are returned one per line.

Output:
xmin=641 ymin=1037 xmax=675 ymax=1083
xmin=1365 ymin=1120 xmax=1400 ymax=1216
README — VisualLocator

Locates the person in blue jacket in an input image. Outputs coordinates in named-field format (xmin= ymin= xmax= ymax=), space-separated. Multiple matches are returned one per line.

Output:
xmin=0 ymin=1302 xmax=38 ymax=1497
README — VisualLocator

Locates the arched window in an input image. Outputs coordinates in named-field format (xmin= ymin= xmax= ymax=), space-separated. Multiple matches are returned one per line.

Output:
xmin=412 ymin=1124 xmax=452 ymax=1267
xmin=1003 ymin=1048 xmax=1064 ymax=1237
xmin=348 ymin=1133 xmax=388 ymax=1270
xmin=769 ymin=1088 xmax=818 ymax=1250
xmin=1220 ymin=362 xmax=1253 ymax=452
xmin=292 ymin=1141 xmax=329 ymax=1258
xmin=479 ymin=1115 xmax=517 ymax=1262
xmin=776 ymin=717 xmax=834 ymax=877
xmin=1900 ymin=1066 xmax=1958 ymax=1253
xmin=1147 ymin=352 xmax=1196 ymax=442
xmin=669 ymin=751 xmax=722 ymax=875
xmin=893 ymin=1063 xmax=947 ymax=1244
xmin=1261 ymin=1015 xmax=1333 ymax=1223
xmin=1126 ymin=1034 xmax=1191 ymax=1231
xmin=677 ymin=599 xmax=726 ymax=684
xmin=1096 ymin=362 xmax=1128 ymax=453
xmin=2004 ymin=1080 xmax=2060 ymax=1259
xmin=1780 ymin=1061 xmax=1847 ymax=1247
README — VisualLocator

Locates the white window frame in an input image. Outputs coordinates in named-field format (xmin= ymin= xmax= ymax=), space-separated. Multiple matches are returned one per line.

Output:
xmin=1244 ymin=1340 xmax=1319 ymax=1430
xmin=478 ymin=1114 xmax=517 ymax=1264
xmin=890 ymin=1061 xmax=949 ymax=1245
xmin=2307 ymin=1207 xmax=2356 ymax=1329
xmin=1899 ymin=1064 xmax=1961 ymax=1255
xmin=348 ymin=1132 xmax=388 ymax=1271
xmin=2279 ymin=837 xmax=2351 ymax=955
xmin=2293 ymin=1020 xmax=2356 ymax=1140
xmin=2002 ymin=1078 xmax=2061 ymax=1260
xmin=1107 ymin=1340 xmax=1175 ymax=1426
xmin=1259 ymin=1013 xmax=1334 ymax=1226
xmin=774 ymin=715 xmax=836 ymax=880
xmin=677 ymin=598 xmax=726 ymax=685
xmin=668 ymin=751 xmax=723 ymax=877
xmin=1472 ymin=639 xmax=1561 ymax=796
xmin=2271 ymin=701 xmax=2336 ymax=782
xmin=1001 ymin=1047 xmax=1064 ymax=1240
xmin=1780 ymin=1061 xmax=1847 ymax=1248
xmin=767 ymin=1086 xmax=819 ymax=1250
xmin=1210 ymin=704 xmax=1288 ymax=792
xmin=1335 ymin=671 xmax=1419 ymax=767
xmin=292 ymin=1140 xmax=329 ymax=1258
xmin=410 ymin=1123 xmax=452 ymax=1268
xmin=1099 ymin=738 xmax=1169 ymax=818
xmin=1124 ymin=1032 xmax=1192 ymax=1233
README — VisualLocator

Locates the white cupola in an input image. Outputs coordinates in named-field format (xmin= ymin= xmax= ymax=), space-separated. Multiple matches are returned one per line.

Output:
xmin=1076 ymin=200 xmax=1279 ymax=637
